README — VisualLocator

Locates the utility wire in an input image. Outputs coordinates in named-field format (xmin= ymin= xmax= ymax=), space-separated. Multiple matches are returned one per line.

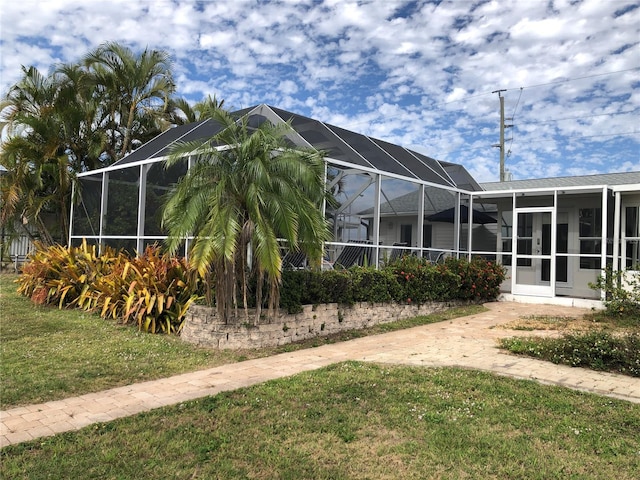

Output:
xmin=523 ymin=109 xmax=639 ymax=125
xmin=342 ymin=66 xmax=639 ymax=130
xmin=506 ymin=87 xmax=523 ymax=157
xmin=503 ymin=67 xmax=640 ymax=92
xmin=403 ymin=108 xmax=638 ymax=143
xmin=441 ymin=129 xmax=640 ymax=155
xmin=440 ymin=66 xmax=640 ymax=106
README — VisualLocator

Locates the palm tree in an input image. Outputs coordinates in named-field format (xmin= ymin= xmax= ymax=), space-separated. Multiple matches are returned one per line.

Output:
xmin=162 ymin=108 xmax=330 ymax=324
xmin=54 ymin=63 xmax=107 ymax=172
xmin=0 ymin=66 xmax=76 ymax=245
xmin=1 ymin=42 xmax=177 ymax=247
xmin=165 ymin=94 xmax=225 ymax=126
xmin=83 ymin=42 xmax=175 ymax=161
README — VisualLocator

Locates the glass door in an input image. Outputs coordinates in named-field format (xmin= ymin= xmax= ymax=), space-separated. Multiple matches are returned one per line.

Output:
xmin=512 ymin=207 xmax=555 ymax=297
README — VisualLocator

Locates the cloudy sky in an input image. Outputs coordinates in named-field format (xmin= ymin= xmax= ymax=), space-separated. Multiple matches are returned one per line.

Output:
xmin=1 ymin=0 xmax=638 ymax=182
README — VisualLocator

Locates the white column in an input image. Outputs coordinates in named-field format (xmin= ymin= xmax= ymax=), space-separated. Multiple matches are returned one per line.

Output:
xmin=453 ymin=192 xmax=460 ymax=258
xmin=99 ymin=172 xmax=109 ymax=255
xmin=600 ymin=187 xmax=608 ymax=300
xmin=373 ymin=174 xmax=381 ymax=268
xmin=417 ymin=184 xmax=425 ymax=257
xmin=550 ymin=190 xmax=557 ymax=297
xmin=613 ymin=190 xmax=621 ymax=272
xmin=136 ymin=164 xmax=148 ymax=255
xmin=68 ymin=181 xmax=76 ymax=246
xmin=467 ymin=195 xmax=473 ymax=260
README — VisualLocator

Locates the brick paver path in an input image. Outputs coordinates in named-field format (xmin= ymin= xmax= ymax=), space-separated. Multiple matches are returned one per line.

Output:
xmin=2 ymin=301 xmax=639 ymax=447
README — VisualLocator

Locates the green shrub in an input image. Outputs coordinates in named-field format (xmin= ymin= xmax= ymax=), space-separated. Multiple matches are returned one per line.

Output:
xmin=17 ymin=243 xmax=200 ymax=334
xmin=384 ymin=256 xmax=457 ymax=303
xmin=16 ymin=240 xmax=118 ymax=307
xmin=280 ymin=270 xmax=306 ymax=314
xmin=590 ymin=266 xmax=640 ymax=318
xmin=319 ymin=270 xmax=353 ymax=305
xmin=383 ymin=255 xmax=504 ymax=303
xmin=279 ymin=256 xmax=504 ymax=312
xmin=500 ymin=331 xmax=640 ymax=377
xmin=350 ymin=267 xmax=401 ymax=304
xmin=280 ymin=270 xmax=354 ymax=314
xmin=444 ymin=257 xmax=505 ymax=300
xmin=83 ymin=245 xmax=200 ymax=334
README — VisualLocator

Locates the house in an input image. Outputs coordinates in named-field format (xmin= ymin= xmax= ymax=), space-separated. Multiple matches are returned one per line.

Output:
xmin=478 ymin=173 xmax=640 ymax=303
xmin=70 ymin=104 xmax=640 ymax=307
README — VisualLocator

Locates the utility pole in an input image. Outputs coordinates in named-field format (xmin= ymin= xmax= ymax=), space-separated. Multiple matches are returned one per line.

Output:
xmin=492 ymin=90 xmax=512 ymax=182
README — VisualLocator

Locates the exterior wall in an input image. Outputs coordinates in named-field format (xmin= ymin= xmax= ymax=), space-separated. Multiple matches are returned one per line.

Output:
xmin=376 ymin=215 xmax=497 ymax=253
xmin=622 ymin=193 xmax=640 ymax=272
xmin=495 ymin=193 xmax=611 ymax=299
xmin=182 ymin=301 xmax=469 ymax=350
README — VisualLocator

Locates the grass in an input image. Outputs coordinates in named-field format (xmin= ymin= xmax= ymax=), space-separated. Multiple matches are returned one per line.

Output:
xmin=0 ymin=274 xmax=484 ymax=408
xmin=2 ymin=362 xmax=639 ymax=479
xmin=499 ymin=331 xmax=640 ymax=377
xmin=502 ymin=312 xmax=639 ymax=333
xmin=2 ymin=272 xmax=639 ymax=477
xmin=499 ymin=313 xmax=640 ymax=377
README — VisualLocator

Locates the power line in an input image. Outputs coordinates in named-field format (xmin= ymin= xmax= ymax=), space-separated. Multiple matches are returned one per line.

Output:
xmin=525 ymin=130 xmax=640 ymax=145
xmin=437 ymin=66 xmax=640 ymax=107
xmin=522 ymin=109 xmax=640 ymax=125
xmin=503 ymin=67 xmax=640 ymax=92
xmin=342 ymin=66 xmax=640 ymax=131
xmin=506 ymin=87 xmax=523 ymax=157
xmin=441 ymin=129 xmax=639 ymax=155
xmin=406 ymin=109 xmax=638 ymax=144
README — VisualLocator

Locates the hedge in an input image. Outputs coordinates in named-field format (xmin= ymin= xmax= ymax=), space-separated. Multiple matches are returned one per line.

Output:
xmin=16 ymin=243 xmax=506 ymax=331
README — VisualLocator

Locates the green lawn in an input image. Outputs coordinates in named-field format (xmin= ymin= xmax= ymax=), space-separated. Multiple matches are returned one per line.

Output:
xmin=2 ymin=363 xmax=638 ymax=479
xmin=2 ymin=273 xmax=639 ymax=478
xmin=0 ymin=274 xmax=483 ymax=408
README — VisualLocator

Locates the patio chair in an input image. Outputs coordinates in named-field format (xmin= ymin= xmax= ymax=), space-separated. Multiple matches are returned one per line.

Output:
xmin=388 ymin=242 xmax=410 ymax=263
xmin=333 ymin=241 xmax=373 ymax=269
xmin=281 ymin=251 xmax=307 ymax=270
xmin=425 ymin=250 xmax=447 ymax=264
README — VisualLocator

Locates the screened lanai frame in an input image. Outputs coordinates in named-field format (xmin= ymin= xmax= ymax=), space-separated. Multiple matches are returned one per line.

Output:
xmin=70 ymin=104 xmax=636 ymax=303
xmin=70 ymin=104 xmax=486 ymax=267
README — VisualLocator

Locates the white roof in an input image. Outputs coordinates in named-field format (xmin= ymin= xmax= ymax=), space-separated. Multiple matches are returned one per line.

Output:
xmin=481 ymin=172 xmax=640 ymax=191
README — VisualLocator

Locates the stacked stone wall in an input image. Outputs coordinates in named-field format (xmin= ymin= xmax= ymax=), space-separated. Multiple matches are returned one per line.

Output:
xmin=182 ymin=301 xmax=468 ymax=349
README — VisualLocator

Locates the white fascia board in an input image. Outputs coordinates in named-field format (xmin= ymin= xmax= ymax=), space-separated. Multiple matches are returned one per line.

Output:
xmin=77 ymin=156 xmax=168 ymax=177
xmin=325 ymin=157 xmax=465 ymax=194
xmin=611 ymin=183 xmax=640 ymax=193
xmin=472 ymin=184 xmax=613 ymax=199
xmin=76 ymin=144 xmax=234 ymax=178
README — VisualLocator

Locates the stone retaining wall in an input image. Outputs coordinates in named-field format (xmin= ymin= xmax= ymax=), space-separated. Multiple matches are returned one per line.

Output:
xmin=181 ymin=301 xmax=469 ymax=349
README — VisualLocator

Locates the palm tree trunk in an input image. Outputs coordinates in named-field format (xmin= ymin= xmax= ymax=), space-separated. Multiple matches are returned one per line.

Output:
xmin=255 ymin=269 xmax=263 ymax=325
xmin=119 ymin=102 xmax=137 ymax=158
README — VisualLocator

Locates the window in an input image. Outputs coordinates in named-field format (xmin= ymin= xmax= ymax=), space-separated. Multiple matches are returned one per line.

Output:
xmin=579 ymin=208 xmax=601 ymax=269
xmin=500 ymin=211 xmax=513 ymax=266
xmin=422 ymin=224 xmax=432 ymax=248
xmin=500 ymin=212 xmax=532 ymax=267
xmin=625 ymin=206 xmax=640 ymax=269
xmin=400 ymin=224 xmax=412 ymax=246
xmin=516 ymin=213 xmax=533 ymax=266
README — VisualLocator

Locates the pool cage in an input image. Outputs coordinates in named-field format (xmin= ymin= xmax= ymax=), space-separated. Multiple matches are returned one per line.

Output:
xmin=71 ymin=104 xmax=491 ymax=267
xmin=70 ymin=104 xmax=640 ymax=302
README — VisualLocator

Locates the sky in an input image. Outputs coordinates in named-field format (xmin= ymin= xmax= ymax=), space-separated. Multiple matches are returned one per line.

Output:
xmin=1 ymin=0 xmax=639 ymax=183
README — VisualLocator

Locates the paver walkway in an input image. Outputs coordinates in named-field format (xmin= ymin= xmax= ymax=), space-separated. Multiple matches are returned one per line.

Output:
xmin=2 ymin=301 xmax=639 ymax=447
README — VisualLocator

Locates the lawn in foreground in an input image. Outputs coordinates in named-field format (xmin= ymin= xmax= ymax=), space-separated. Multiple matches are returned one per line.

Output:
xmin=0 ymin=274 xmax=483 ymax=408
xmin=2 ymin=363 xmax=638 ymax=479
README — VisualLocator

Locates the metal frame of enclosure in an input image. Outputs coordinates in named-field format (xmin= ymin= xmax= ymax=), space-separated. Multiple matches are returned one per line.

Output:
xmin=71 ymin=104 xmax=640 ymax=304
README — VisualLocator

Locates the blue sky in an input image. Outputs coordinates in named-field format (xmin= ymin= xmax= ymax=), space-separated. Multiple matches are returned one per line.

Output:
xmin=1 ymin=0 xmax=639 ymax=182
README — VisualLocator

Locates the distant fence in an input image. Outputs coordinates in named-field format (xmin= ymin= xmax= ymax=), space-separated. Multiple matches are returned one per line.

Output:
xmin=1 ymin=232 xmax=37 ymax=271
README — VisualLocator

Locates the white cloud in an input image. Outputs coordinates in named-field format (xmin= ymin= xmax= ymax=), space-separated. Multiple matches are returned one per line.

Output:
xmin=0 ymin=0 xmax=637 ymax=181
